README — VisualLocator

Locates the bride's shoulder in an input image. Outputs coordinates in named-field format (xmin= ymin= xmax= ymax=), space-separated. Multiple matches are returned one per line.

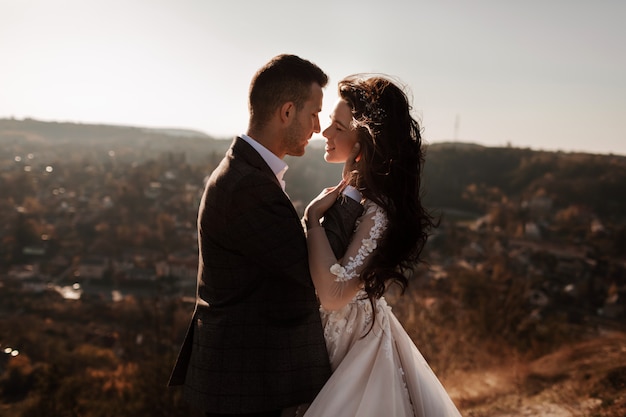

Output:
xmin=361 ymin=199 xmax=385 ymax=216
xmin=356 ymin=199 xmax=388 ymax=229
xmin=361 ymin=198 xmax=377 ymax=211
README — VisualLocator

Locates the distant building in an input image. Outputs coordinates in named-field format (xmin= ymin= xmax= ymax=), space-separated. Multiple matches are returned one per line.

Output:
xmin=522 ymin=196 xmax=553 ymax=216
xmin=74 ymin=256 xmax=109 ymax=280
xmin=524 ymin=222 xmax=541 ymax=239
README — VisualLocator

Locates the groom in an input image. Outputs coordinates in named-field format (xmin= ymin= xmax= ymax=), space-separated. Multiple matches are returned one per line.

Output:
xmin=168 ymin=54 xmax=362 ymax=417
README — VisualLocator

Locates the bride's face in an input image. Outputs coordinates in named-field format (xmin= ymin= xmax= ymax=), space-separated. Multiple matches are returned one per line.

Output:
xmin=322 ymin=99 xmax=359 ymax=163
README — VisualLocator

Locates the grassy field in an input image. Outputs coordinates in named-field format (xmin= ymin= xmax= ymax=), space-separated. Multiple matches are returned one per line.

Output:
xmin=387 ymin=286 xmax=626 ymax=417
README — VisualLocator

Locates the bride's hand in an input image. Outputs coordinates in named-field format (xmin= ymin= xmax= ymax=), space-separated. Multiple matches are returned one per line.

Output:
xmin=303 ymin=180 xmax=346 ymax=230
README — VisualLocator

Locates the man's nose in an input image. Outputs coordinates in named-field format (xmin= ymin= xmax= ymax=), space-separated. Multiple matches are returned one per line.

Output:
xmin=313 ymin=116 xmax=321 ymax=133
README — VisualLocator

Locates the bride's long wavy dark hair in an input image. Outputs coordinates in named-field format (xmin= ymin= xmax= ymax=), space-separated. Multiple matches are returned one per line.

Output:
xmin=338 ymin=75 xmax=435 ymax=300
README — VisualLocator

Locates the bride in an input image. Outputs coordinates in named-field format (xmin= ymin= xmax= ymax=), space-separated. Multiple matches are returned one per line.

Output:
xmin=299 ymin=75 xmax=462 ymax=417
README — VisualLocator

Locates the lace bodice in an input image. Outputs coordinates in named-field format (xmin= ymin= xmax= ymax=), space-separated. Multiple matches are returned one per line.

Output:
xmin=321 ymin=292 xmax=392 ymax=369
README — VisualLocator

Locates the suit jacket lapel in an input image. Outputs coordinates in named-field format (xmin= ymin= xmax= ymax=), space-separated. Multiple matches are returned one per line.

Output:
xmin=230 ymin=137 xmax=299 ymax=219
xmin=231 ymin=137 xmax=282 ymax=188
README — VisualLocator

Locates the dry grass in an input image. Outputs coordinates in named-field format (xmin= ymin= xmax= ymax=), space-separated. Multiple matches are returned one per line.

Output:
xmin=387 ymin=285 xmax=626 ymax=417
xmin=451 ymin=332 xmax=626 ymax=416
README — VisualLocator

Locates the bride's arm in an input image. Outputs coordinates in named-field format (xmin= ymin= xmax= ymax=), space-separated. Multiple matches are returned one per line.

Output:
xmin=307 ymin=204 xmax=385 ymax=310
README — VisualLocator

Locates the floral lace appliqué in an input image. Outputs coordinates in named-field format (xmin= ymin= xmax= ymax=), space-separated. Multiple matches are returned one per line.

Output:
xmin=330 ymin=201 xmax=387 ymax=282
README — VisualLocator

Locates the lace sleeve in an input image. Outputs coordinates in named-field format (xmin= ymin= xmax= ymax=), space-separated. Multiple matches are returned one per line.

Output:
xmin=329 ymin=200 xmax=388 ymax=282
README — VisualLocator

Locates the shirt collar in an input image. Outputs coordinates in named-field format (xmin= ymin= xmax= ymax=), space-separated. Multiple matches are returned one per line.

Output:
xmin=240 ymin=134 xmax=288 ymax=190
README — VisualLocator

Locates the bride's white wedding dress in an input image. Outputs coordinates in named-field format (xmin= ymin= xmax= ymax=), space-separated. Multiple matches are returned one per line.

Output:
xmin=303 ymin=200 xmax=462 ymax=417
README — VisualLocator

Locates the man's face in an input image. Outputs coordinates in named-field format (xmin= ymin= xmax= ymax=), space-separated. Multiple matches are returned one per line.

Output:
xmin=282 ymin=83 xmax=323 ymax=157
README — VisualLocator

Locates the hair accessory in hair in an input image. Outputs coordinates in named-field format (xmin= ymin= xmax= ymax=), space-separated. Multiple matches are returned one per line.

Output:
xmin=356 ymin=89 xmax=386 ymax=123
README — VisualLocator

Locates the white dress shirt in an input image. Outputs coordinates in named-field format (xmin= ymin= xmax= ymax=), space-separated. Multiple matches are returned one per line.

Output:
xmin=240 ymin=134 xmax=288 ymax=191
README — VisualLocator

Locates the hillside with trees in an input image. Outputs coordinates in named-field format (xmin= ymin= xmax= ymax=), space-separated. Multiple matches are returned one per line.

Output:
xmin=1 ymin=118 xmax=625 ymax=416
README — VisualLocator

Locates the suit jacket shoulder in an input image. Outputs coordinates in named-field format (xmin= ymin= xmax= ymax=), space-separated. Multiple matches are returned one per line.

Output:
xmin=322 ymin=195 xmax=364 ymax=259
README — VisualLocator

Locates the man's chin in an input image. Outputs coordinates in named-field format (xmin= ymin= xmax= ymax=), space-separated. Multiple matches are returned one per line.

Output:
xmin=287 ymin=148 xmax=306 ymax=157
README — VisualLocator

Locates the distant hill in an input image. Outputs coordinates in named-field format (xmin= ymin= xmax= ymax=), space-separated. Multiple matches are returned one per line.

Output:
xmin=428 ymin=141 xmax=488 ymax=151
xmin=0 ymin=117 xmax=231 ymax=165
xmin=2 ymin=117 xmax=625 ymax=222
xmin=139 ymin=127 xmax=210 ymax=138
xmin=422 ymin=142 xmax=626 ymax=221
xmin=0 ymin=118 xmax=213 ymax=141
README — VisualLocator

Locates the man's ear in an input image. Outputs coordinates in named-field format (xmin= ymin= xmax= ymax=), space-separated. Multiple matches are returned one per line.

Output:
xmin=279 ymin=102 xmax=295 ymax=124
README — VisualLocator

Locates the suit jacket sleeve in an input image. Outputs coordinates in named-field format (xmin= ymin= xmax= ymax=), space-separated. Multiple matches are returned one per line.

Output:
xmin=321 ymin=195 xmax=363 ymax=259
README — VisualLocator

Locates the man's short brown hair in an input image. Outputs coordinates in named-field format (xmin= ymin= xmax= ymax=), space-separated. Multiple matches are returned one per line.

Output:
xmin=248 ymin=54 xmax=328 ymax=129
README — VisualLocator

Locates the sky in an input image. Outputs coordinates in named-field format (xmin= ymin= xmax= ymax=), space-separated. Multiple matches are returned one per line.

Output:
xmin=1 ymin=0 xmax=625 ymax=155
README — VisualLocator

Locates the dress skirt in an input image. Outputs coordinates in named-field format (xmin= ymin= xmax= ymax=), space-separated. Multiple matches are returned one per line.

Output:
xmin=302 ymin=294 xmax=462 ymax=417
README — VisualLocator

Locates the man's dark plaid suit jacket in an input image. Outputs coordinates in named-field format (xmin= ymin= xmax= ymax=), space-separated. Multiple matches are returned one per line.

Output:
xmin=168 ymin=137 xmax=363 ymax=414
